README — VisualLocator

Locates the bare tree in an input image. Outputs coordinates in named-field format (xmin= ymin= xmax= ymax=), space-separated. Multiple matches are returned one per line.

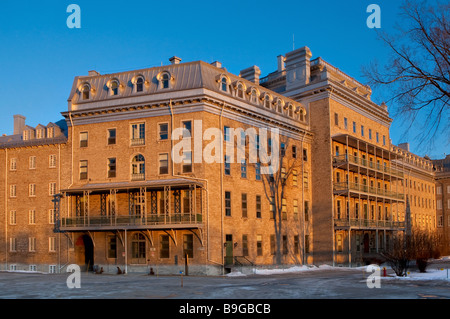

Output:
xmin=259 ymin=135 xmax=303 ymax=265
xmin=363 ymin=0 xmax=450 ymax=146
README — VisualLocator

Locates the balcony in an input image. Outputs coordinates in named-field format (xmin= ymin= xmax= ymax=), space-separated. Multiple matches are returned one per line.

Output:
xmin=61 ymin=213 xmax=203 ymax=231
xmin=130 ymin=138 xmax=145 ymax=146
xmin=334 ymin=218 xmax=405 ymax=229
xmin=334 ymin=182 xmax=405 ymax=201
xmin=131 ymin=173 xmax=145 ymax=181
xmin=333 ymin=154 xmax=404 ymax=178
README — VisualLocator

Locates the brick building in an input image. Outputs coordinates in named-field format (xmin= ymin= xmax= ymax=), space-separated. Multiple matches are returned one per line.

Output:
xmin=0 ymin=48 xmax=447 ymax=274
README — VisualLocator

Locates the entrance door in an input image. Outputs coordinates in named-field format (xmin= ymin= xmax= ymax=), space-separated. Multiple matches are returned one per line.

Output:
xmin=363 ymin=233 xmax=370 ymax=253
xmin=225 ymin=234 xmax=233 ymax=265
xmin=82 ymin=235 xmax=94 ymax=271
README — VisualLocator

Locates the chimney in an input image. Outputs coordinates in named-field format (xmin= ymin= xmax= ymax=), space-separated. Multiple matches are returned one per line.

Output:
xmin=211 ymin=61 xmax=222 ymax=68
xmin=239 ymin=66 xmax=261 ymax=85
xmin=277 ymin=55 xmax=285 ymax=72
xmin=13 ymin=114 xmax=26 ymax=135
xmin=169 ymin=56 xmax=182 ymax=65
xmin=398 ymin=143 xmax=410 ymax=152
xmin=285 ymin=46 xmax=312 ymax=91
xmin=88 ymin=70 xmax=100 ymax=76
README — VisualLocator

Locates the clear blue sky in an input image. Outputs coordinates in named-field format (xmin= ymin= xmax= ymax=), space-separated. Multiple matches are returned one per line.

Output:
xmin=0 ymin=0 xmax=447 ymax=159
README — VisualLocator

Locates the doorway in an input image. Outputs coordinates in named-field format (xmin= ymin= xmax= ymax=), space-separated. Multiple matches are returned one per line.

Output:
xmin=225 ymin=234 xmax=233 ymax=265
xmin=363 ymin=233 xmax=370 ymax=253
xmin=76 ymin=235 xmax=94 ymax=271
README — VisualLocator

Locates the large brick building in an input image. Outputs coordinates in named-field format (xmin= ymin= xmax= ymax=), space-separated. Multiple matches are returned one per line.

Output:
xmin=0 ymin=47 xmax=447 ymax=274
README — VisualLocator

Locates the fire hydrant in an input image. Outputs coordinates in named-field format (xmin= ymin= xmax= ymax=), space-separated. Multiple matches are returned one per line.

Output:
xmin=383 ymin=267 xmax=387 ymax=277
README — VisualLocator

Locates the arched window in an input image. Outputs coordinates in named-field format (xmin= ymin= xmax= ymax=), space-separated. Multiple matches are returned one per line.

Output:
xmin=131 ymin=154 xmax=145 ymax=181
xmin=288 ymin=104 xmax=294 ymax=117
xmin=264 ymin=94 xmax=271 ymax=108
xmin=110 ymin=80 xmax=119 ymax=96
xmin=162 ymin=73 xmax=170 ymax=89
xmin=237 ymin=83 xmax=244 ymax=99
xmin=250 ymin=89 xmax=258 ymax=104
xmin=221 ymin=77 xmax=228 ymax=92
xmin=299 ymin=108 xmax=305 ymax=122
xmin=276 ymin=99 xmax=283 ymax=113
xmin=136 ymin=77 xmax=144 ymax=92
xmin=82 ymin=84 xmax=90 ymax=100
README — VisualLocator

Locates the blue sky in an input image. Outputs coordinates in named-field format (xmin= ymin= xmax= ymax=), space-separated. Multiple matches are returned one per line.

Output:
xmin=0 ymin=0 xmax=447 ymax=159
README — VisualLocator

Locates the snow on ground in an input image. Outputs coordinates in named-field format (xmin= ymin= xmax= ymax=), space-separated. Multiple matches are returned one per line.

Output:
xmin=226 ymin=258 xmax=450 ymax=281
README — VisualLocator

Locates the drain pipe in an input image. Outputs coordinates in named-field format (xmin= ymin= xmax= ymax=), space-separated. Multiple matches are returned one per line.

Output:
xmin=4 ymin=148 xmax=8 ymax=271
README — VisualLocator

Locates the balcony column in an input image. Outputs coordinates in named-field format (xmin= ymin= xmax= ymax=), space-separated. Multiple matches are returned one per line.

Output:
xmin=83 ymin=191 xmax=90 ymax=226
xmin=164 ymin=186 xmax=171 ymax=224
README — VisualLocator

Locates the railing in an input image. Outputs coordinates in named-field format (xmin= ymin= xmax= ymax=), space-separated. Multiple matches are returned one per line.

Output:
xmin=130 ymin=138 xmax=145 ymax=146
xmin=334 ymin=218 xmax=405 ymax=229
xmin=333 ymin=154 xmax=404 ymax=178
xmin=131 ymin=173 xmax=145 ymax=181
xmin=334 ymin=182 xmax=405 ymax=200
xmin=61 ymin=213 xmax=203 ymax=229
xmin=234 ymin=256 xmax=254 ymax=266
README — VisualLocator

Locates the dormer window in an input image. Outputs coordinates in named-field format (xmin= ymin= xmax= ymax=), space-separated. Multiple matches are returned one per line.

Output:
xmin=221 ymin=77 xmax=228 ymax=92
xmin=288 ymin=104 xmax=294 ymax=118
xmin=36 ymin=129 xmax=44 ymax=139
xmin=136 ymin=77 xmax=144 ymax=92
xmin=276 ymin=99 xmax=284 ymax=112
xmin=82 ymin=84 xmax=90 ymax=100
xmin=250 ymin=88 xmax=259 ymax=104
xmin=162 ymin=74 xmax=169 ymax=89
xmin=23 ymin=130 xmax=29 ymax=141
xmin=47 ymin=127 xmax=54 ymax=138
xmin=298 ymin=108 xmax=306 ymax=122
xmin=111 ymin=80 xmax=119 ymax=96
xmin=264 ymin=94 xmax=271 ymax=109
xmin=236 ymin=83 xmax=244 ymax=99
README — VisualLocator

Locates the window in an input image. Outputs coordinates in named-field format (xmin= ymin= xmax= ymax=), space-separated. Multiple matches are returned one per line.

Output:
xmin=29 ymin=156 xmax=36 ymax=169
xmin=282 ymin=198 xmax=287 ymax=220
xmin=82 ymin=84 xmax=90 ymax=100
xmin=182 ymin=151 xmax=192 ymax=173
xmin=294 ymin=235 xmax=299 ymax=254
xmin=250 ymin=89 xmax=258 ymax=104
xmin=304 ymin=201 xmax=309 ymax=222
xmin=256 ymin=195 xmax=261 ymax=218
xmin=49 ymin=209 xmax=55 ymax=224
xmin=29 ymin=237 xmax=36 ymax=252
xmin=183 ymin=234 xmax=194 ymax=259
xmin=334 ymin=113 xmax=339 ymax=126
xmin=336 ymin=234 xmax=343 ymax=252
xmin=110 ymin=80 xmax=119 ymax=96
xmin=9 ymin=211 xmax=16 ymax=225
xmin=270 ymin=235 xmax=276 ymax=255
xmin=78 ymin=160 xmax=87 ymax=180
xmin=255 ymin=163 xmax=261 ymax=181
xmin=131 ymin=123 xmax=145 ymax=146
xmin=256 ymin=235 xmax=263 ymax=256
xmin=293 ymin=170 xmax=298 ymax=186
xmin=264 ymin=95 xmax=271 ymax=108
xmin=353 ymin=121 xmax=356 ymax=133
xmin=10 ymin=185 xmax=16 ymax=198
xmin=49 ymin=155 xmax=57 ymax=168
xmin=241 ymin=193 xmax=247 ymax=218
xmin=361 ymin=125 xmax=364 ymax=137
xmin=305 ymin=235 xmax=310 ymax=254
xmin=49 ymin=265 xmax=57 ymax=274
xmin=376 ymin=132 xmax=379 ymax=143
xmin=437 ymin=200 xmax=442 ymax=210
xmin=10 ymin=158 xmax=17 ymax=171
xmin=237 ymin=83 xmax=244 ymax=99
xmin=29 ymin=210 xmax=36 ymax=224
xmin=179 ymin=121 xmax=192 ymax=140
xmin=131 ymin=155 xmax=145 ymax=180
xmin=221 ymin=77 xmax=228 ymax=92
xmin=241 ymin=159 xmax=247 ymax=178
xmin=108 ymin=129 xmax=116 ymax=145
xmin=131 ymin=233 xmax=146 ymax=261
xmin=383 ymin=135 xmax=386 ymax=146
xmin=158 ymin=153 xmax=169 ymax=175
xmin=242 ymin=235 xmax=249 ymax=256
xmin=47 ymin=127 xmax=54 ymax=138
xmin=49 ymin=237 xmax=56 ymax=252
xmin=224 ymin=155 xmax=231 ymax=175
xmin=225 ymin=191 xmax=231 ymax=216
xmin=136 ymin=77 xmax=144 ymax=92
xmin=303 ymin=172 xmax=309 ymax=189
xmin=293 ymin=200 xmax=299 ymax=220
xmin=105 ymin=235 xmax=117 ymax=259
xmin=108 ymin=158 xmax=116 ymax=178
xmin=162 ymin=73 xmax=170 ymax=89
xmin=29 ymin=184 xmax=36 ymax=197
xmin=36 ymin=129 xmax=44 ymax=139
xmin=160 ymin=235 xmax=170 ymax=258
xmin=10 ymin=238 xmax=16 ymax=252
xmin=224 ymin=126 xmax=231 ymax=142
xmin=369 ymin=129 xmax=372 ymax=140
xmin=159 ymin=123 xmax=169 ymax=140
xmin=49 ymin=182 xmax=57 ymax=196
xmin=80 ymin=132 xmax=88 ymax=148
xmin=303 ymin=149 xmax=308 ymax=161
xmin=269 ymin=197 xmax=275 ymax=219
xmin=344 ymin=118 xmax=348 ymax=130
